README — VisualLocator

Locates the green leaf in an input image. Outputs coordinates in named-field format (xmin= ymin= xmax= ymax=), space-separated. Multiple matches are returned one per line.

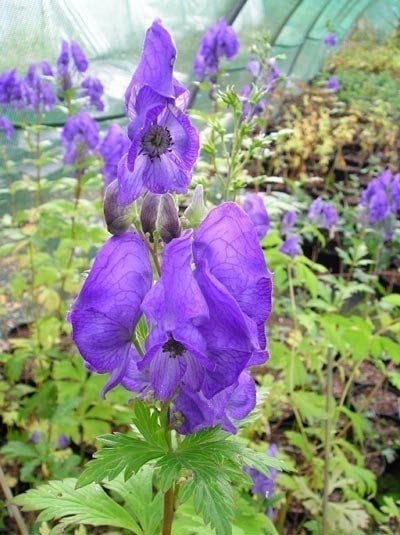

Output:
xmin=13 ymin=478 xmax=141 ymax=533
xmin=105 ymin=466 xmax=163 ymax=535
xmin=381 ymin=294 xmax=400 ymax=307
xmin=76 ymin=432 xmax=166 ymax=488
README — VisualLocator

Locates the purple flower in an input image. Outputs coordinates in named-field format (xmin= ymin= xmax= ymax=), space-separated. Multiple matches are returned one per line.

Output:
xmin=282 ymin=211 xmax=297 ymax=235
xmin=326 ymin=76 xmax=340 ymax=92
xmin=124 ymin=19 xmax=189 ymax=130
xmin=70 ymin=203 xmax=271 ymax=433
xmin=324 ymin=33 xmax=337 ymax=47
xmin=193 ymin=18 xmax=239 ymax=81
xmin=308 ymin=197 xmax=339 ymax=229
xmin=245 ymin=444 xmax=278 ymax=499
xmin=118 ymin=103 xmax=199 ymax=205
xmin=69 ymin=231 xmax=153 ymax=395
xmin=243 ymin=193 xmax=270 ymax=240
xmin=173 ymin=371 xmax=256 ymax=434
xmin=361 ymin=170 xmax=399 ymax=226
xmin=99 ymin=124 xmax=130 ymax=186
xmin=0 ymin=116 xmax=14 ymax=139
xmin=30 ymin=431 xmax=42 ymax=444
xmin=118 ymin=20 xmax=199 ymax=204
xmin=193 ymin=202 xmax=272 ymax=364
xmin=61 ymin=111 xmax=99 ymax=165
xmin=20 ymin=64 xmax=57 ymax=112
xmin=280 ymin=235 xmax=302 ymax=257
xmin=71 ymin=41 xmax=89 ymax=73
xmin=57 ymin=434 xmax=70 ymax=449
xmin=57 ymin=40 xmax=70 ymax=88
xmin=40 ymin=61 xmax=53 ymax=77
xmin=81 ymin=77 xmax=104 ymax=111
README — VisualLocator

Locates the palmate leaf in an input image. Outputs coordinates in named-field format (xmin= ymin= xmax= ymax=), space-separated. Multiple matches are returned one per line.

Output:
xmin=76 ymin=433 xmax=166 ymax=488
xmin=77 ymin=402 xmax=168 ymax=488
xmin=13 ymin=478 xmax=142 ymax=533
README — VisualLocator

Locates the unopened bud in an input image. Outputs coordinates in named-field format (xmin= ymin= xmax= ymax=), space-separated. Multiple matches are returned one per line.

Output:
xmin=104 ymin=180 xmax=133 ymax=235
xmin=184 ymin=185 xmax=207 ymax=227
xmin=156 ymin=194 xmax=181 ymax=244
xmin=140 ymin=193 xmax=161 ymax=238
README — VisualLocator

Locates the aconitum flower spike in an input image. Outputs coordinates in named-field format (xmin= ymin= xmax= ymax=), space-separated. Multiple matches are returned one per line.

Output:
xmin=61 ymin=111 xmax=99 ymax=165
xmin=308 ymin=197 xmax=338 ymax=229
xmin=193 ymin=18 xmax=239 ymax=81
xmin=81 ymin=77 xmax=104 ymax=111
xmin=103 ymin=180 xmax=133 ymax=236
xmin=243 ymin=193 xmax=270 ymax=240
xmin=245 ymin=443 xmax=278 ymax=499
xmin=69 ymin=231 xmax=152 ymax=395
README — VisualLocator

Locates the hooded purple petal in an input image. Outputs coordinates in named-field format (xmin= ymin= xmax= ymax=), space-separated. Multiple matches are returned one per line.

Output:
xmin=99 ymin=124 xmax=130 ymax=186
xmin=280 ymin=234 xmax=302 ymax=257
xmin=69 ymin=231 xmax=152 ymax=394
xmin=71 ymin=41 xmax=89 ymax=73
xmin=194 ymin=202 xmax=272 ymax=351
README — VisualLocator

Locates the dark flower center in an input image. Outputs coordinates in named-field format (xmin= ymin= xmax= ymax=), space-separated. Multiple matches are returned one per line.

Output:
xmin=162 ymin=338 xmax=186 ymax=358
xmin=141 ymin=124 xmax=172 ymax=160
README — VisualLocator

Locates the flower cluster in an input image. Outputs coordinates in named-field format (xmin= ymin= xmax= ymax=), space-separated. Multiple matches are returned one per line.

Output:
xmin=99 ymin=124 xmax=130 ymax=186
xmin=246 ymin=443 xmax=278 ymax=499
xmin=308 ymin=197 xmax=338 ymax=230
xmin=70 ymin=202 xmax=272 ymax=434
xmin=0 ymin=64 xmax=57 ymax=114
xmin=280 ymin=210 xmax=302 ymax=257
xmin=360 ymin=169 xmax=400 ymax=238
xmin=193 ymin=18 xmax=239 ymax=82
xmin=70 ymin=20 xmax=272 ymax=435
xmin=118 ymin=19 xmax=199 ymax=204
xmin=61 ymin=111 xmax=99 ymax=165
xmin=56 ymin=40 xmax=104 ymax=110
xmin=0 ymin=115 xmax=14 ymax=140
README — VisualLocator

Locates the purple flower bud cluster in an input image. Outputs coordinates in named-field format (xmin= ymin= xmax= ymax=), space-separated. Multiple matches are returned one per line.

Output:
xmin=118 ymin=19 xmax=199 ymax=204
xmin=280 ymin=211 xmax=302 ymax=257
xmin=360 ymin=169 xmax=400 ymax=238
xmin=308 ymin=197 xmax=339 ymax=229
xmin=61 ymin=111 xmax=99 ymax=165
xmin=56 ymin=40 xmax=104 ymax=111
xmin=193 ymin=18 xmax=239 ymax=82
xmin=0 ymin=64 xmax=57 ymax=114
xmin=243 ymin=193 xmax=270 ymax=240
xmin=323 ymin=33 xmax=337 ymax=47
xmin=69 ymin=20 xmax=273 ymax=435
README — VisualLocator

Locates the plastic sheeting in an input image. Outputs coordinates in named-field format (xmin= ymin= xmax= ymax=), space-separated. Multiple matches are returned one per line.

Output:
xmin=1 ymin=0 xmax=400 ymax=116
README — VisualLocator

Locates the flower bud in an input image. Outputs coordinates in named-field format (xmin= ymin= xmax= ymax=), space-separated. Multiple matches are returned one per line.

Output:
xmin=156 ymin=194 xmax=181 ymax=243
xmin=184 ymin=185 xmax=207 ymax=227
xmin=104 ymin=179 xmax=132 ymax=235
xmin=140 ymin=193 xmax=161 ymax=238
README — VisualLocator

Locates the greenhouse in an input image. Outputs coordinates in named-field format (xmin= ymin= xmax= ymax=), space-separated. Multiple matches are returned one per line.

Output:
xmin=1 ymin=1 xmax=400 ymax=533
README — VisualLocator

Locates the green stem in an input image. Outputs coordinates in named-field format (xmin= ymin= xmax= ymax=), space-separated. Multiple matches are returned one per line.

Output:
xmin=162 ymin=486 xmax=175 ymax=535
xmin=322 ymin=346 xmax=334 ymax=535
